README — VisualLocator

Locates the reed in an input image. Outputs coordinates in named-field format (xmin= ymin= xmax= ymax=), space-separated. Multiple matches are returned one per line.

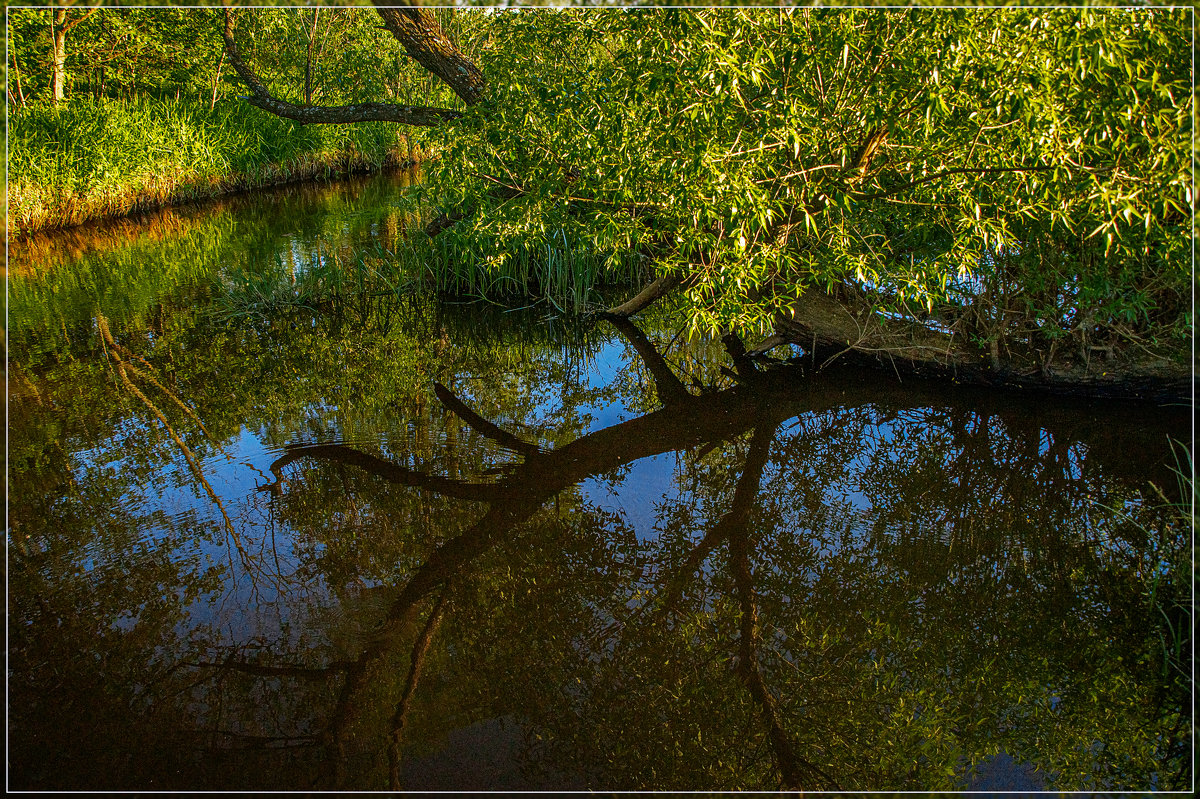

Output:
xmin=8 ymin=97 xmax=425 ymax=234
xmin=395 ymin=228 xmax=650 ymax=315
xmin=216 ymin=227 xmax=648 ymax=322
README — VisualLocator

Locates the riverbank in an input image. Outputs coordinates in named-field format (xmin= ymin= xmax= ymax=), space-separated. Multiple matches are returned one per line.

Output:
xmin=8 ymin=97 xmax=430 ymax=236
xmin=764 ymin=288 xmax=1195 ymax=404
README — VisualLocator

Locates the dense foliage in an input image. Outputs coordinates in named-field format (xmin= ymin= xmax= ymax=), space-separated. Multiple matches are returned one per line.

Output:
xmin=12 ymin=7 xmax=1192 ymax=371
xmin=429 ymin=8 xmax=1191 ymax=364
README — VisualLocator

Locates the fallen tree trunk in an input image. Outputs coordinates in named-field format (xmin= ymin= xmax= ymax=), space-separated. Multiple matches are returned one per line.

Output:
xmin=767 ymin=290 xmax=1192 ymax=404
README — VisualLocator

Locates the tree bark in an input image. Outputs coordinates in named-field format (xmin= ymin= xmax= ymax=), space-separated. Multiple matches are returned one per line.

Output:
xmin=765 ymin=289 xmax=1192 ymax=403
xmin=371 ymin=3 xmax=485 ymax=107
xmin=50 ymin=10 xmax=68 ymax=104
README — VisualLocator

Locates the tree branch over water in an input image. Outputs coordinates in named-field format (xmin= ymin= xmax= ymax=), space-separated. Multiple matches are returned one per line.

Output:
xmin=370 ymin=2 xmax=485 ymax=106
xmin=222 ymin=9 xmax=461 ymax=127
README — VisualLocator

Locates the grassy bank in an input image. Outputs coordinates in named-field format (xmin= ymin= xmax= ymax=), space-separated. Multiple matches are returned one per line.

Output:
xmin=8 ymin=97 xmax=429 ymax=235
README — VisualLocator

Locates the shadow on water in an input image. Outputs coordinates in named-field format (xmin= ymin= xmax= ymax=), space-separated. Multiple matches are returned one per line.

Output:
xmin=6 ymin=173 xmax=1192 ymax=792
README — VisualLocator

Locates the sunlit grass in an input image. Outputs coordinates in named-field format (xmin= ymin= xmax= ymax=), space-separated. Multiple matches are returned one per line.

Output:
xmin=8 ymin=97 xmax=426 ymax=234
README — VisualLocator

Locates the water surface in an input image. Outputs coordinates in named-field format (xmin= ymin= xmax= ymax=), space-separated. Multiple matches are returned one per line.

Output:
xmin=7 ymin=171 xmax=1191 ymax=791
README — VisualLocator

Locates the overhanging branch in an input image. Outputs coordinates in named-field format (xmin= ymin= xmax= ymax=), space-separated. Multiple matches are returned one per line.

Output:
xmin=600 ymin=272 xmax=687 ymax=319
xmin=372 ymin=3 xmax=486 ymax=107
xmin=222 ymin=9 xmax=460 ymax=127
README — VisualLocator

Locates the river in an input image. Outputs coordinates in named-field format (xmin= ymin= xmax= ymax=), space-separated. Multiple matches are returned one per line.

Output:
xmin=7 ymin=170 xmax=1191 ymax=791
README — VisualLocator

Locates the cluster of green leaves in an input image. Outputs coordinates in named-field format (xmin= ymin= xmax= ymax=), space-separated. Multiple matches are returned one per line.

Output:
xmin=432 ymin=8 xmax=1191 ymax=357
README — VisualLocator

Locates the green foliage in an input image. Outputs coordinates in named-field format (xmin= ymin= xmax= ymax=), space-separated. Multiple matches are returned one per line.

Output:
xmin=431 ymin=8 xmax=1191 ymax=358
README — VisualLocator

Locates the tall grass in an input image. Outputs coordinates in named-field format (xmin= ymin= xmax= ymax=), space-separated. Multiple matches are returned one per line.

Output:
xmin=217 ymin=227 xmax=651 ymax=320
xmin=417 ymin=230 xmax=650 ymax=314
xmin=8 ymin=97 xmax=426 ymax=234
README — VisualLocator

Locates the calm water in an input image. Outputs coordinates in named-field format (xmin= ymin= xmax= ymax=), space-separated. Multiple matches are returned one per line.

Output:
xmin=7 ymin=172 xmax=1192 ymax=791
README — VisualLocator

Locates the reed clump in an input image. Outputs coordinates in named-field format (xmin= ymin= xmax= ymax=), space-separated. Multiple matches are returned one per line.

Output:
xmin=217 ymin=230 xmax=649 ymax=321
xmin=408 ymin=230 xmax=651 ymax=315
xmin=9 ymin=97 xmax=426 ymax=235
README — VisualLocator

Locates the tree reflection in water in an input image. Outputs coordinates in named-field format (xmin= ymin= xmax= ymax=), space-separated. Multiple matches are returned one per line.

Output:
xmin=8 ymin=311 xmax=1190 ymax=791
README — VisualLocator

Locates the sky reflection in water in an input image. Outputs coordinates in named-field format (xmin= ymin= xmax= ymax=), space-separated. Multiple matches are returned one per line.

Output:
xmin=7 ymin=171 xmax=1191 ymax=792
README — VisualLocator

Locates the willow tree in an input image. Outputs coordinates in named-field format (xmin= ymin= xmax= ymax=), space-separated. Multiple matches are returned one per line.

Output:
xmin=224 ymin=5 xmax=1192 ymax=397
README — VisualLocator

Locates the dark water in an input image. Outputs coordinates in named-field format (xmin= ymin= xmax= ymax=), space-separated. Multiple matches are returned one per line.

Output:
xmin=7 ymin=171 xmax=1193 ymax=791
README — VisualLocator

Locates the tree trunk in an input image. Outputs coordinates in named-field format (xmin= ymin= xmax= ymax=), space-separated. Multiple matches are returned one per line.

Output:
xmin=11 ymin=42 xmax=27 ymax=107
xmin=48 ymin=5 xmax=101 ymax=105
xmin=304 ymin=8 xmax=320 ymax=106
xmin=371 ymin=3 xmax=485 ymax=107
xmin=210 ymin=50 xmax=224 ymax=110
xmin=50 ymin=10 xmax=68 ymax=104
